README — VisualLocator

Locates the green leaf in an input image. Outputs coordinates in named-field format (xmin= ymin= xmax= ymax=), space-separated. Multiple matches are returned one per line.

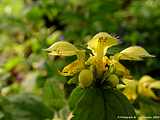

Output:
xmin=4 ymin=57 xmax=22 ymax=71
xmin=68 ymin=87 xmax=85 ymax=110
xmin=0 ymin=97 xmax=13 ymax=120
xmin=46 ymin=31 xmax=62 ymax=45
xmin=67 ymin=75 xmax=78 ymax=85
xmin=71 ymin=87 xmax=105 ymax=120
xmin=103 ymin=89 xmax=136 ymax=120
xmin=69 ymin=87 xmax=136 ymax=120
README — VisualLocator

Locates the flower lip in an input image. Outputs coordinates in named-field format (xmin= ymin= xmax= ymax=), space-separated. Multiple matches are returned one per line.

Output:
xmin=45 ymin=41 xmax=79 ymax=56
xmin=119 ymin=46 xmax=155 ymax=61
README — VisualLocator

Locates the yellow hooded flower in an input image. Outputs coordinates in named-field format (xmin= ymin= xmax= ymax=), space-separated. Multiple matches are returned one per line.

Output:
xmin=46 ymin=41 xmax=85 ymax=76
xmin=110 ymin=46 xmax=154 ymax=79
xmin=122 ymin=79 xmax=138 ymax=101
xmin=45 ymin=41 xmax=78 ymax=56
xmin=88 ymin=32 xmax=119 ymax=58
xmin=109 ymin=59 xmax=132 ymax=79
xmin=114 ymin=46 xmax=155 ymax=61
xmin=87 ymin=32 xmax=119 ymax=77
xmin=138 ymin=75 xmax=160 ymax=100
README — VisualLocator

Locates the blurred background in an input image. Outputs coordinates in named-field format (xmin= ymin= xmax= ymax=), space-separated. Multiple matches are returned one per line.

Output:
xmin=0 ymin=0 xmax=160 ymax=120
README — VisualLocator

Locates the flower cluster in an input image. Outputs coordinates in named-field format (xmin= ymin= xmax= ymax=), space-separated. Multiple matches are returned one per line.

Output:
xmin=123 ymin=75 xmax=160 ymax=101
xmin=46 ymin=32 xmax=154 ymax=88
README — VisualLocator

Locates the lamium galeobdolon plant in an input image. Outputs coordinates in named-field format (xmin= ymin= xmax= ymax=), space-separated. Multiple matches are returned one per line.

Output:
xmin=46 ymin=32 xmax=155 ymax=120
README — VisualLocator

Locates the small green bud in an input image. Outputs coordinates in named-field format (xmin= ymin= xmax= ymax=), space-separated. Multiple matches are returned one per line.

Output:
xmin=108 ymin=74 xmax=119 ymax=87
xmin=79 ymin=69 xmax=93 ymax=88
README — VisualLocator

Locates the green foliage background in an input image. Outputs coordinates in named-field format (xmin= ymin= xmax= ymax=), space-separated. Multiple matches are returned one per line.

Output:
xmin=0 ymin=0 xmax=160 ymax=120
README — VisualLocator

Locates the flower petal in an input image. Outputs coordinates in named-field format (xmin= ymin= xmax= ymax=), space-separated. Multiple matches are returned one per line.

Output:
xmin=46 ymin=41 xmax=78 ymax=56
xmin=138 ymin=75 xmax=156 ymax=99
xmin=87 ymin=32 xmax=119 ymax=55
xmin=122 ymin=79 xmax=138 ymax=101
xmin=59 ymin=60 xmax=85 ymax=76
xmin=111 ymin=60 xmax=131 ymax=79
xmin=119 ymin=46 xmax=155 ymax=60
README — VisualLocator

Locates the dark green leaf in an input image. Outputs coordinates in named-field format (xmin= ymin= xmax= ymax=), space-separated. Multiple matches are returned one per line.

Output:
xmin=138 ymin=96 xmax=160 ymax=116
xmin=68 ymin=87 xmax=85 ymax=110
xmin=71 ymin=87 xmax=105 ymax=120
xmin=69 ymin=87 xmax=136 ymax=120
xmin=103 ymin=89 xmax=136 ymax=120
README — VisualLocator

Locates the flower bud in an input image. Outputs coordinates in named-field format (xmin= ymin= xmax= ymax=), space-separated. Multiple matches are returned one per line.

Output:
xmin=79 ymin=69 xmax=93 ymax=88
xmin=108 ymin=74 xmax=119 ymax=87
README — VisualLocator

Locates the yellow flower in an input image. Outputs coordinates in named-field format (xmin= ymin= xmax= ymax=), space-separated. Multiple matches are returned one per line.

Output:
xmin=87 ymin=32 xmax=119 ymax=77
xmin=45 ymin=41 xmax=78 ymax=56
xmin=110 ymin=46 xmax=154 ymax=79
xmin=59 ymin=59 xmax=85 ymax=76
xmin=109 ymin=59 xmax=131 ymax=79
xmin=122 ymin=76 xmax=160 ymax=102
xmin=46 ymin=41 xmax=85 ymax=76
xmin=138 ymin=75 xmax=160 ymax=100
xmin=88 ymin=32 xmax=119 ymax=58
xmin=114 ymin=46 xmax=155 ymax=61
xmin=122 ymin=79 xmax=138 ymax=101
xmin=46 ymin=32 xmax=155 ymax=89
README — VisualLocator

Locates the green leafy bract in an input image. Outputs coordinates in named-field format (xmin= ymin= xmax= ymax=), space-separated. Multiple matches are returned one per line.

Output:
xmin=69 ymin=87 xmax=136 ymax=120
